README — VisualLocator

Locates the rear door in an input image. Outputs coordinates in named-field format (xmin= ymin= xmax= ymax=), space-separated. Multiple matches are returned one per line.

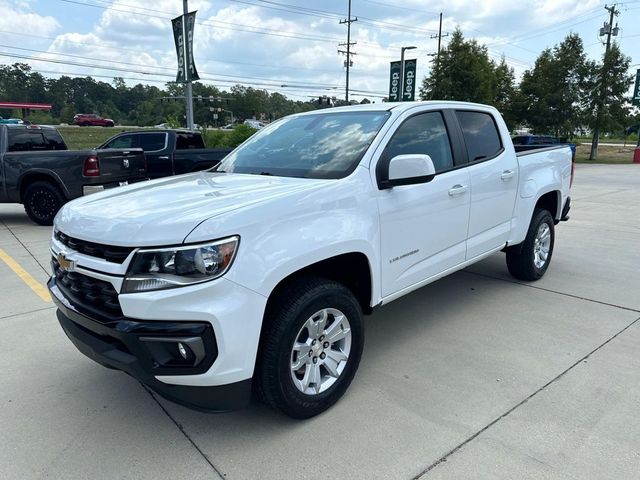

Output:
xmin=377 ymin=109 xmax=471 ymax=297
xmin=456 ymin=110 xmax=519 ymax=258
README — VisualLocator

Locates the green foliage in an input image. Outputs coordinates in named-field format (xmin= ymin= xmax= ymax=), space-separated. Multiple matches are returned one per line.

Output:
xmin=0 ymin=63 xmax=319 ymax=127
xmin=200 ymin=124 xmax=257 ymax=148
xmin=518 ymin=34 xmax=589 ymax=138
xmin=420 ymin=29 xmax=500 ymax=104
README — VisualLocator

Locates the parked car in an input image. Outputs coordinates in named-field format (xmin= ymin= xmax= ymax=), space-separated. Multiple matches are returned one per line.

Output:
xmin=243 ymin=119 xmax=266 ymax=129
xmin=0 ymin=124 xmax=147 ymax=224
xmin=512 ymin=134 xmax=576 ymax=159
xmin=98 ymin=129 xmax=232 ymax=179
xmin=73 ymin=114 xmax=115 ymax=127
xmin=221 ymin=123 xmax=235 ymax=130
xmin=49 ymin=102 xmax=572 ymax=418
xmin=0 ymin=117 xmax=24 ymax=125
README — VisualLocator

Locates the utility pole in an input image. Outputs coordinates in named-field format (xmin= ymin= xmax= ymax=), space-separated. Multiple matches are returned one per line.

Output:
xmin=429 ymin=12 xmax=449 ymax=97
xmin=183 ymin=0 xmax=194 ymax=129
xmin=339 ymin=0 xmax=357 ymax=104
xmin=590 ymin=3 xmax=620 ymax=160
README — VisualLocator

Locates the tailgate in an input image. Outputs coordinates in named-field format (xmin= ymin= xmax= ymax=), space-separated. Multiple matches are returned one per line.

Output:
xmin=96 ymin=148 xmax=146 ymax=181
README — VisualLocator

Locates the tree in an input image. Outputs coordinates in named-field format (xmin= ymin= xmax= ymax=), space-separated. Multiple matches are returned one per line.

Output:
xmin=419 ymin=28 xmax=496 ymax=104
xmin=518 ymin=34 xmax=589 ymax=138
xmin=585 ymin=42 xmax=633 ymax=159
xmin=493 ymin=57 xmax=517 ymax=130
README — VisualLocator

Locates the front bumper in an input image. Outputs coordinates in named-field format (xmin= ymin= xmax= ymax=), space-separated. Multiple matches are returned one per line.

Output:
xmin=49 ymin=278 xmax=252 ymax=412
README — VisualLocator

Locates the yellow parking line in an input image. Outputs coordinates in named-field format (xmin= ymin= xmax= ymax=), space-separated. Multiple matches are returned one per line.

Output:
xmin=0 ymin=248 xmax=51 ymax=303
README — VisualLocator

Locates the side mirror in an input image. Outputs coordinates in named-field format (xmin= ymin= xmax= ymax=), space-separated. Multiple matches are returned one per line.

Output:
xmin=380 ymin=154 xmax=436 ymax=189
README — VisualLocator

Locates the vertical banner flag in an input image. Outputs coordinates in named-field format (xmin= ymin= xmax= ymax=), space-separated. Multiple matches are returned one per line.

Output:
xmin=172 ymin=12 xmax=200 ymax=83
xmin=633 ymin=69 xmax=640 ymax=107
xmin=172 ymin=15 xmax=186 ymax=83
xmin=402 ymin=59 xmax=417 ymax=101
xmin=184 ymin=11 xmax=200 ymax=82
xmin=388 ymin=61 xmax=401 ymax=102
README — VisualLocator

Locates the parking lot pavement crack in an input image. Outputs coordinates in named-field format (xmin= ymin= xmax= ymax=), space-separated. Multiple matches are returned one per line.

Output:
xmin=0 ymin=305 xmax=56 ymax=321
xmin=141 ymin=383 xmax=226 ymax=479
xmin=0 ymin=218 xmax=50 ymax=278
xmin=462 ymin=270 xmax=640 ymax=313
xmin=411 ymin=316 xmax=640 ymax=479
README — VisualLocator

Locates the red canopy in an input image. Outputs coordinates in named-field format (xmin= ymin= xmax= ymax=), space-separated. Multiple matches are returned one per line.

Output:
xmin=0 ymin=102 xmax=52 ymax=111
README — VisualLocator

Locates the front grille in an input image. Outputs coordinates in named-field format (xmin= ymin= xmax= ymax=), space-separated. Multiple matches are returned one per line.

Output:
xmin=55 ymin=230 xmax=134 ymax=264
xmin=52 ymin=258 xmax=123 ymax=321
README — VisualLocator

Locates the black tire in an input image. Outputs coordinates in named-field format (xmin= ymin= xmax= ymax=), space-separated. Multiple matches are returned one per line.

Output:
xmin=256 ymin=277 xmax=364 ymax=419
xmin=506 ymin=208 xmax=555 ymax=281
xmin=23 ymin=181 xmax=65 ymax=226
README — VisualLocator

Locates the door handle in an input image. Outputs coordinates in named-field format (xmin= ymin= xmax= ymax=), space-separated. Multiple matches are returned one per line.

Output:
xmin=158 ymin=156 xmax=170 ymax=160
xmin=448 ymin=184 xmax=468 ymax=196
xmin=501 ymin=170 xmax=515 ymax=180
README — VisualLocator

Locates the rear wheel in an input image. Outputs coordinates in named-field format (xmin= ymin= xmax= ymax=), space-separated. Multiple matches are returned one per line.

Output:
xmin=23 ymin=181 xmax=65 ymax=226
xmin=506 ymin=208 xmax=555 ymax=281
xmin=256 ymin=277 xmax=364 ymax=419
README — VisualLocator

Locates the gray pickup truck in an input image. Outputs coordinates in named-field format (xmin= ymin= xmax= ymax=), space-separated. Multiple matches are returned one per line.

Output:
xmin=0 ymin=124 xmax=147 ymax=225
xmin=99 ymin=130 xmax=232 ymax=179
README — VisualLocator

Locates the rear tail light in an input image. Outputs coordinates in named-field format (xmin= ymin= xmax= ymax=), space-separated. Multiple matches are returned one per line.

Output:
xmin=83 ymin=155 xmax=100 ymax=177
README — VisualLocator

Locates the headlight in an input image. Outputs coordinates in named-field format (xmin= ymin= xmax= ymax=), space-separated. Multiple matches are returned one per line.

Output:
xmin=122 ymin=236 xmax=239 ymax=293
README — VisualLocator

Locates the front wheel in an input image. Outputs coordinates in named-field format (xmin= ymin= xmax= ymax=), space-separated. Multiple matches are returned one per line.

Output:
xmin=256 ymin=277 xmax=364 ymax=419
xmin=23 ymin=181 xmax=65 ymax=226
xmin=506 ymin=208 xmax=555 ymax=281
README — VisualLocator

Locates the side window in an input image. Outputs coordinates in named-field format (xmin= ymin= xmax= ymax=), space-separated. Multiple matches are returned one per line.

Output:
xmin=7 ymin=131 xmax=49 ymax=151
xmin=456 ymin=111 xmax=503 ymax=162
xmin=105 ymin=135 xmax=135 ymax=149
xmin=383 ymin=112 xmax=454 ymax=173
xmin=138 ymin=133 xmax=166 ymax=151
xmin=176 ymin=132 xmax=205 ymax=149
xmin=43 ymin=130 xmax=67 ymax=150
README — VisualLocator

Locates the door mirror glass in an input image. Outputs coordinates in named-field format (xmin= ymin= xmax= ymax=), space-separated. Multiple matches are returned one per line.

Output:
xmin=382 ymin=154 xmax=436 ymax=189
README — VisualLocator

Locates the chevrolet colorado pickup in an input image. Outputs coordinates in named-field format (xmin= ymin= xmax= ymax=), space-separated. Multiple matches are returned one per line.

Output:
xmin=98 ymin=130 xmax=232 ymax=179
xmin=49 ymin=102 xmax=572 ymax=418
xmin=0 ymin=124 xmax=147 ymax=225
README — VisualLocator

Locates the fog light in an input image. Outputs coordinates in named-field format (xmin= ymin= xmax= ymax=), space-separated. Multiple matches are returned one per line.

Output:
xmin=178 ymin=342 xmax=188 ymax=360
xmin=139 ymin=336 xmax=206 ymax=368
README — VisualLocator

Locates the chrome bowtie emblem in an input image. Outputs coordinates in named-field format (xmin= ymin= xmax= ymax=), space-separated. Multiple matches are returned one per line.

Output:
xmin=123 ymin=158 xmax=130 ymax=168
xmin=57 ymin=252 xmax=76 ymax=272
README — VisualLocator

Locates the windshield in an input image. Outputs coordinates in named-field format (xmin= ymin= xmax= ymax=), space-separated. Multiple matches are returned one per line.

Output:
xmin=212 ymin=111 xmax=390 ymax=179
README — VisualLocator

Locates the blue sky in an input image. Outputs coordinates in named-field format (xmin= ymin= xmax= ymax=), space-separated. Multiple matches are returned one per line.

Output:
xmin=2 ymin=0 xmax=639 ymax=102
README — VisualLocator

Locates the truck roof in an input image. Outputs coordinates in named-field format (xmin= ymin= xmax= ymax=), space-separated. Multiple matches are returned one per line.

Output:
xmin=296 ymin=100 xmax=497 ymax=116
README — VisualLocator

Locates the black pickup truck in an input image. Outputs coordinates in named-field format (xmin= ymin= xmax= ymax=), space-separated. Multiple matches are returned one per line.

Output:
xmin=99 ymin=130 xmax=232 ymax=179
xmin=0 ymin=124 xmax=147 ymax=225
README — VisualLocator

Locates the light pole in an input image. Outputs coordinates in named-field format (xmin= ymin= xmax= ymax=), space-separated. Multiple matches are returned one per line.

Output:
xmin=400 ymin=46 xmax=417 ymax=102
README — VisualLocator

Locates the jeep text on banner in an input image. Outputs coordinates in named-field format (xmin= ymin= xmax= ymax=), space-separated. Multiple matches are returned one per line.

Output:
xmin=184 ymin=11 xmax=200 ymax=82
xmin=388 ymin=61 xmax=401 ymax=102
xmin=172 ymin=12 xmax=200 ymax=83
xmin=403 ymin=59 xmax=417 ymax=102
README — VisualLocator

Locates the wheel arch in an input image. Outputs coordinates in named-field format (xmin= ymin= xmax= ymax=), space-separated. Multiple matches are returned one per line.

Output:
xmin=264 ymin=252 xmax=374 ymax=318
xmin=19 ymin=170 xmax=69 ymax=202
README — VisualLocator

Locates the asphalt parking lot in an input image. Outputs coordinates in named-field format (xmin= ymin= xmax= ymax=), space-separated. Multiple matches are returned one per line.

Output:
xmin=1 ymin=163 xmax=639 ymax=479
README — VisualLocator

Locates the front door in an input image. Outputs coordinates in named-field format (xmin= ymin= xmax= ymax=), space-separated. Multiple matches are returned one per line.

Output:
xmin=377 ymin=111 xmax=471 ymax=298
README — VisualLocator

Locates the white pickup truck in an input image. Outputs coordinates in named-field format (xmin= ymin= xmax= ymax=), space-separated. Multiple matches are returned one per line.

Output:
xmin=48 ymin=101 xmax=572 ymax=418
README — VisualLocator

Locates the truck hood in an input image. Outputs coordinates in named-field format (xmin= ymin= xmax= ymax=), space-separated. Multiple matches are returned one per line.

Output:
xmin=55 ymin=172 xmax=327 ymax=246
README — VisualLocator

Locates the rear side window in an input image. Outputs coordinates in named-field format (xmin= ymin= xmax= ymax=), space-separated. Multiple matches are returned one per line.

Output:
xmin=7 ymin=131 xmax=49 ymax=151
xmin=43 ymin=130 xmax=67 ymax=150
xmin=383 ymin=112 xmax=454 ymax=173
xmin=138 ymin=133 xmax=166 ymax=151
xmin=456 ymin=111 xmax=503 ymax=162
xmin=176 ymin=132 xmax=205 ymax=149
